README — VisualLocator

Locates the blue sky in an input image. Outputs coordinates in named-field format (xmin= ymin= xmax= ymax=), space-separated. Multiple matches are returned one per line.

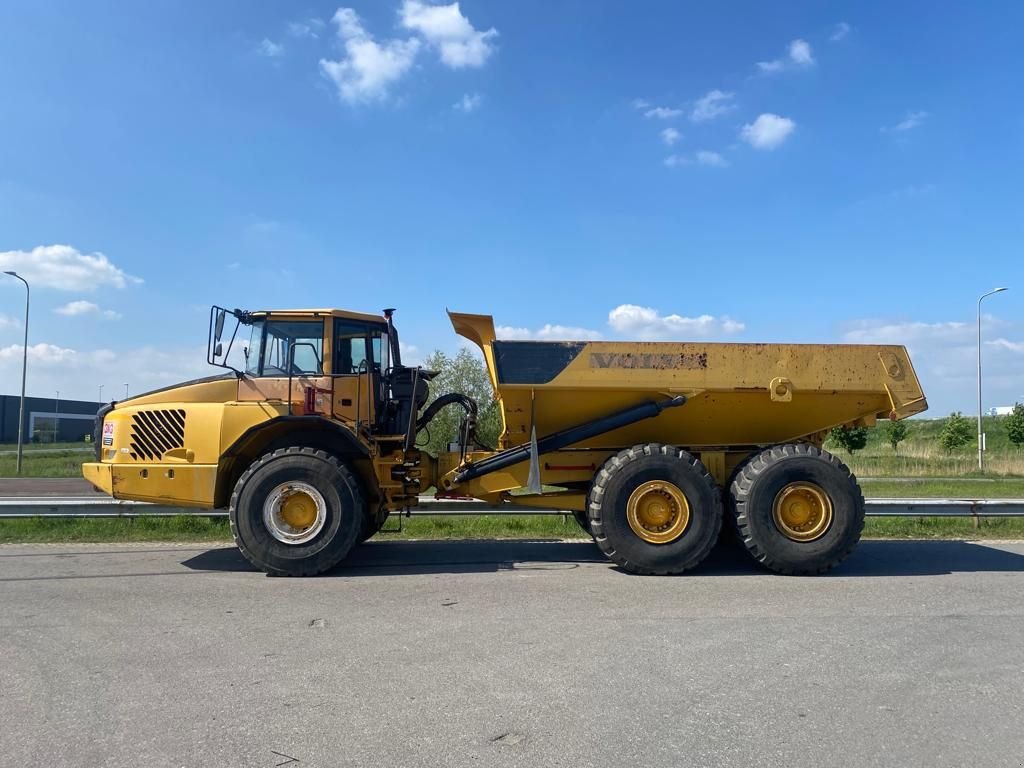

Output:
xmin=0 ymin=0 xmax=1021 ymax=414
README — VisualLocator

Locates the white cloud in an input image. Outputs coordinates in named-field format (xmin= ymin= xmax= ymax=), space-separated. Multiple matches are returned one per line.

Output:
xmin=842 ymin=319 xmax=971 ymax=345
xmin=830 ymin=22 xmax=851 ymax=42
xmin=756 ymin=59 xmax=785 ymax=74
xmin=287 ymin=18 xmax=325 ymax=38
xmin=690 ymin=90 xmax=735 ymax=122
xmin=740 ymin=113 xmax=796 ymax=150
xmin=757 ymin=38 xmax=815 ymax=73
xmin=0 ymin=244 xmax=141 ymax=291
xmin=608 ymin=304 xmax=745 ymax=340
xmin=496 ymin=324 xmax=603 ymax=341
xmin=695 ymin=150 xmax=729 ymax=167
xmin=0 ymin=314 xmax=19 ymax=331
xmin=660 ymin=127 xmax=681 ymax=146
xmin=454 ymin=92 xmax=482 ymax=112
xmin=258 ymin=38 xmax=284 ymax=57
xmin=400 ymin=341 xmax=422 ymax=366
xmin=0 ymin=342 xmax=78 ymax=365
xmin=886 ymin=111 xmax=928 ymax=132
xmin=644 ymin=106 xmax=683 ymax=120
xmin=840 ymin=316 xmax=1021 ymax=414
xmin=789 ymin=39 xmax=814 ymax=66
xmin=319 ymin=8 xmax=422 ymax=103
xmin=631 ymin=98 xmax=651 ymax=110
xmin=54 ymin=300 xmax=121 ymax=320
xmin=665 ymin=151 xmax=729 ymax=168
xmin=0 ymin=342 xmax=213 ymax=401
xmin=986 ymin=338 xmax=1024 ymax=353
xmin=399 ymin=0 xmax=497 ymax=69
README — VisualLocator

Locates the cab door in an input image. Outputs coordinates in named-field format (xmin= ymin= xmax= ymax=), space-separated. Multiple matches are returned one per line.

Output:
xmin=236 ymin=317 xmax=332 ymax=414
xmin=332 ymin=320 xmax=384 ymax=427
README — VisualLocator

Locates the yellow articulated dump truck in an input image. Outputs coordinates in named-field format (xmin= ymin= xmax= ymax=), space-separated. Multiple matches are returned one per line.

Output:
xmin=83 ymin=306 xmax=927 ymax=577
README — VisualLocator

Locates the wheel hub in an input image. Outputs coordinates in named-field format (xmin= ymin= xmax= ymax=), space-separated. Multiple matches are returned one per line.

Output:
xmin=772 ymin=482 xmax=833 ymax=542
xmin=263 ymin=482 xmax=327 ymax=545
xmin=626 ymin=480 xmax=691 ymax=544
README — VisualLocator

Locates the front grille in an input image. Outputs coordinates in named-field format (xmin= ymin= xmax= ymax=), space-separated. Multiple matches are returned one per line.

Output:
xmin=129 ymin=409 xmax=186 ymax=461
xmin=94 ymin=403 xmax=114 ymax=461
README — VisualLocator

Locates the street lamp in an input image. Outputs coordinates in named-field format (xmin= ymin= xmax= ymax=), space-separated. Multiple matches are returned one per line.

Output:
xmin=123 ymin=383 xmax=128 ymax=399
xmin=54 ymin=390 xmax=60 ymax=443
xmin=978 ymin=287 xmax=1008 ymax=471
xmin=3 ymin=271 xmax=29 ymax=474
xmin=98 ymin=384 xmax=104 ymax=403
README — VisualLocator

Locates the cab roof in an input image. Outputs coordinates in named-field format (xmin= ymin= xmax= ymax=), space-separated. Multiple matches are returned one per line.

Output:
xmin=252 ymin=308 xmax=388 ymax=325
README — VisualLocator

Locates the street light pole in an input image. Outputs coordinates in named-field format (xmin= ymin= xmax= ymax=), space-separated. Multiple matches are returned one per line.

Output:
xmin=978 ymin=287 xmax=1008 ymax=472
xmin=123 ymin=383 xmax=128 ymax=400
xmin=98 ymin=384 xmax=104 ymax=403
xmin=54 ymin=390 xmax=60 ymax=443
xmin=4 ymin=272 xmax=29 ymax=475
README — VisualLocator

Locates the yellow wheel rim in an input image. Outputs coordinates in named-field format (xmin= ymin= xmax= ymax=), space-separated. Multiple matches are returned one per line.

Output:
xmin=772 ymin=482 xmax=833 ymax=542
xmin=280 ymin=491 xmax=318 ymax=530
xmin=263 ymin=482 xmax=327 ymax=545
xmin=626 ymin=480 xmax=690 ymax=544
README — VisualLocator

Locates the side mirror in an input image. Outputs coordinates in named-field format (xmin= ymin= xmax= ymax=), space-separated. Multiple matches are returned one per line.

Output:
xmin=213 ymin=342 xmax=223 ymax=358
xmin=214 ymin=309 xmax=226 ymax=342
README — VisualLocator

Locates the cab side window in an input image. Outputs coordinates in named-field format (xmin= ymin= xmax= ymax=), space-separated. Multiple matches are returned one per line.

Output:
xmin=257 ymin=320 xmax=324 ymax=376
xmin=334 ymin=321 xmax=371 ymax=375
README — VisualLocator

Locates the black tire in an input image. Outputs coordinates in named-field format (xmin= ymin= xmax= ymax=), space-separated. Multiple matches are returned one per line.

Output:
xmin=729 ymin=443 xmax=864 ymax=575
xmin=588 ymin=443 xmax=722 ymax=575
xmin=358 ymin=507 xmax=390 ymax=543
xmin=573 ymin=511 xmax=593 ymax=537
xmin=229 ymin=447 xmax=365 ymax=576
xmin=716 ymin=453 xmax=755 ymax=548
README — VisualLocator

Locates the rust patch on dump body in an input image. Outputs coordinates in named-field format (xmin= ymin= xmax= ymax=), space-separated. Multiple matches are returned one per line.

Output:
xmin=590 ymin=352 xmax=708 ymax=370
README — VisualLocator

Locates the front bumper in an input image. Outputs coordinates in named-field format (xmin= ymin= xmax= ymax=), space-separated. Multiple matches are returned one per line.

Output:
xmin=81 ymin=461 xmax=218 ymax=508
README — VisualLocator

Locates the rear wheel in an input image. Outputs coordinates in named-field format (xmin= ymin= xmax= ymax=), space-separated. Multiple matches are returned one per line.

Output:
xmin=588 ymin=444 xmax=721 ymax=575
xmin=729 ymin=444 xmax=864 ymax=575
xmin=229 ymin=447 xmax=365 ymax=576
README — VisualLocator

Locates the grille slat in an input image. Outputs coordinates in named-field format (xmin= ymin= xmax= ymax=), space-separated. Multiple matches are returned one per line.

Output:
xmin=129 ymin=409 xmax=186 ymax=461
xmin=133 ymin=416 xmax=171 ymax=456
xmin=136 ymin=411 xmax=175 ymax=453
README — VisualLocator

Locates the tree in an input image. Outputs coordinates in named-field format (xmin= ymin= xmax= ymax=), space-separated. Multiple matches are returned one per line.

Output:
xmin=883 ymin=420 xmax=909 ymax=453
xmin=418 ymin=348 xmax=503 ymax=457
xmin=1007 ymin=403 xmax=1024 ymax=449
xmin=939 ymin=411 xmax=974 ymax=452
xmin=828 ymin=425 xmax=869 ymax=454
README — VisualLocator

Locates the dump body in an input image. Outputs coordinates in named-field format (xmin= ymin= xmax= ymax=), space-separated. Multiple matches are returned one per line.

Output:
xmin=449 ymin=312 xmax=927 ymax=452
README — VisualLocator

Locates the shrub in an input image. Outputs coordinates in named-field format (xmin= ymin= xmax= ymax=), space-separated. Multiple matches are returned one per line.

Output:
xmin=1007 ymin=403 xmax=1024 ymax=448
xmin=829 ymin=425 xmax=869 ymax=454
xmin=883 ymin=420 xmax=909 ymax=453
xmin=939 ymin=411 xmax=974 ymax=452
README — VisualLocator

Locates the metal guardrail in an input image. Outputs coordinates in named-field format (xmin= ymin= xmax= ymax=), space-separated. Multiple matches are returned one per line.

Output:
xmin=0 ymin=496 xmax=1022 ymax=519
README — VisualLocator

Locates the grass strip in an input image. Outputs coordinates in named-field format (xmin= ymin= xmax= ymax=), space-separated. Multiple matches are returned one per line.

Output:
xmin=3 ymin=514 xmax=1024 ymax=545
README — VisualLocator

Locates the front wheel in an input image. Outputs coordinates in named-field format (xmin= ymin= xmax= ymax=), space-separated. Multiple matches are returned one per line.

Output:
xmin=729 ymin=444 xmax=864 ymax=575
xmin=229 ymin=447 xmax=365 ymax=576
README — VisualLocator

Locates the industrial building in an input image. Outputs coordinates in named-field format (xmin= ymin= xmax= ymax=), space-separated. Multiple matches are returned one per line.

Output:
xmin=0 ymin=395 xmax=101 ymax=444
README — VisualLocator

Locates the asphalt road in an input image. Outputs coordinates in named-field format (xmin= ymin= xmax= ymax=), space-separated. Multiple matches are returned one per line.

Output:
xmin=3 ymin=538 xmax=1024 ymax=768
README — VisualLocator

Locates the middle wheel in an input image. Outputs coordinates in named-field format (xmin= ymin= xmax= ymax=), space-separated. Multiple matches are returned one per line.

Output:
xmin=588 ymin=443 xmax=722 ymax=575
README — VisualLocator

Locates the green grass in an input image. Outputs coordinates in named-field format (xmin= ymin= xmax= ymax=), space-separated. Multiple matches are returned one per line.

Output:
xmin=0 ymin=448 xmax=92 ymax=478
xmin=3 ymin=513 xmax=1024 ymax=545
xmin=0 ymin=441 xmax=93 ymax=452
xmin=863 ymin=517 xmax=1024 ymax=539
xmin=827 ymin=415 xmax=1024 ymax=478
xmin=860 ymin=478 xmax=1024 ymax=498
xmin=0 ymin=515 xmax=233 ymax=543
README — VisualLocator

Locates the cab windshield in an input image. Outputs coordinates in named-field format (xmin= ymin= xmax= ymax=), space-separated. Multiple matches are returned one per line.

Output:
xmin=245 ymin=320 xmax=324 ymax=376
